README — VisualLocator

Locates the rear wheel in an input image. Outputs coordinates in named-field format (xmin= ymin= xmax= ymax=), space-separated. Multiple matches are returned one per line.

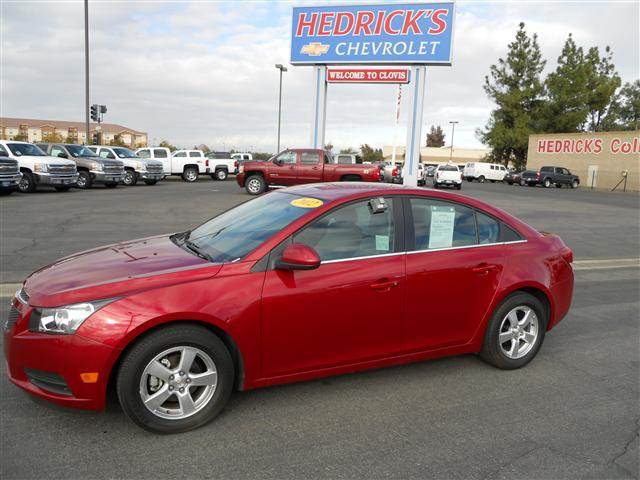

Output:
xmin=214 ymin=169 xmax=228 ymax=181
xmin=480 ymin=292 xmax=547 ymax=370
xmin=433 ymin=182 xmax=439 ymax=189
xmin=122 ymin=169 xmax=137 ymax=186
xmin=571 ymin=180 xmax=579 ymax=189
xmin=478 ymin=175 xmax=485 ymax=183
xmin=245 ymin=174 xmax=265 ymax=195
xmin=543 ymin=178 xmax=552 ymax=188
xmin=18 ymin=171 xmax=36 ymax=193
xmin=182 ymin=167 xmax=198 ymax=182
xmin=117 ymin=325 xmax=234 ymax=434
xmin=76 ymin=170 xmax=92 ymax=189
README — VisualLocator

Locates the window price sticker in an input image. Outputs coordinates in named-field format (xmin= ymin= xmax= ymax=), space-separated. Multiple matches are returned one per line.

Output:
xmin=291 ymin=197 xmax=323 ymax=208
xmin=429 ymin=205 xmax=455 ymax=248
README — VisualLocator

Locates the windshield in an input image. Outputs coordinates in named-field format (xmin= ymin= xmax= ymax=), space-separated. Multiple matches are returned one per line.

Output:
xmin=7 ymin=143 xmax=46 ymax=157
xmin=66 ymin=145 xmax=98 ymax=157
xmin=182 ymin=192 xmax=317 ymax=263
xmin=112 ymin=147 xmax=136 ymax=158
xmin=440 ymin=165 xmax=458 ymax=171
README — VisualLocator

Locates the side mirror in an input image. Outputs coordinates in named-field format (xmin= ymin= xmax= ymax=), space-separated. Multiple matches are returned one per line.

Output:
xmin=273 ymin=158 xmax=283 ymax=166
xmin=275 ymin=244 xmax=321 ymax=271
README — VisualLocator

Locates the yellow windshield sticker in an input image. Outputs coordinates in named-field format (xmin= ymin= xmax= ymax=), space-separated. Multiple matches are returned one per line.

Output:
xmin=291 ymin=197 xmax=323 ymax=208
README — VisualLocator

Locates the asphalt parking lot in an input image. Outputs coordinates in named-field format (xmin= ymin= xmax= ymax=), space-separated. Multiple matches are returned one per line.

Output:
xmin=1 ymin=179 xmax=638 ymax=479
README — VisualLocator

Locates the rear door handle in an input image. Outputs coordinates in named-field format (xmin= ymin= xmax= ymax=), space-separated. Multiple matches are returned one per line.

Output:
xmin=370 ymin=280 xmax=399 ymax=292
xmin=472 ymin=263 xmax=498 ymax=276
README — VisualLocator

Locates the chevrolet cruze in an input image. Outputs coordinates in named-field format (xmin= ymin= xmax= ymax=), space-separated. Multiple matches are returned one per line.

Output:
xmin=4 ymin=183 xmax=574 ymax=433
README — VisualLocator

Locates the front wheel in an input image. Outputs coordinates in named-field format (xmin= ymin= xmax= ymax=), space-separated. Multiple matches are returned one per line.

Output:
xmin=214 ymin=169 xmax=228 ymax=181
xmin=117 ymin=325 xmax=234 ymax=434
xmin=18 ymin=171 xmax=36 ymax=193
xmin=478 ymin=176 xmax=485 ymax=183
xmin=571 ymin=180 xmax=579 ymax=189
xmin=245 ymin=174 xmax=265 ymax=195
xmin=480 ymin=292 xmax=547 ymax=370
xmin=543 ymin=178 xmax=552 ymax=188
xmin=182 ymin=167 xmax=198 ymax=182
xmin=122 ymin=169 xmax=138 ymax=186
xmin=76 ymin=170 xmax=92 ymax=189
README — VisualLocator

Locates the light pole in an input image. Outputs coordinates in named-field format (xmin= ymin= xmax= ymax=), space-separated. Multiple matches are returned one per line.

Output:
xmin=275 ymin=64 xmax=287 ymax=153
xmin=84 ymin=0 xmax=90 ymax=145
xmin=448 ymin=121 xmax=459 ymax=162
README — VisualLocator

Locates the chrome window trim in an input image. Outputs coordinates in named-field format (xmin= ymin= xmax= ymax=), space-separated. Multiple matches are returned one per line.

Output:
xmin=319 ymin=240 xmax=527 ymax=265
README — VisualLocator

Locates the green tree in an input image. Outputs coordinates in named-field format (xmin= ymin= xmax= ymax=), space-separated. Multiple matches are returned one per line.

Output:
xmin=13 ymin=133 xmax=28 ymax=141
xmin=158 ymin=139 xmax=176 ymax=151
xmin=109 ymin=134 xmax=127 ymax=147
xmin=544 ymin=34 xmax=589 ymax=133
xmin=65 ymin=136 xmax=78 ymax=144
xmin=426 ymin=125 xmax=446 ymax=147
xmin=252 ymin=152 xmax=273 ymax=160
xmin=324 ymin=142 xmax=334 ymax=152
xmin=339 ymin=147 xmax=355 ymax=154
xmin=477 ymin=22 xmax=546 ymax=169
xmin=616 ymin=80 xmax=640 ymax=131
xmin=42 ymin=132 xmax=64 ymax=143
xmin=360 ymin=144 xmax=383 ymax=163
xmin=583 ymin=46 xmax=621 ymax=131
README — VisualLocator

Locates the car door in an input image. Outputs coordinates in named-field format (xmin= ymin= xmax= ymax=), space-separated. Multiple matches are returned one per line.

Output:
xmin=268 ymin=150 xmax=298 ymax=186
xmin=153 ymin=148 xmax=170 ymax=173
xmin=403 ymin=196 xmax=507 ymax=351
xmin=296 ymin=150 xmax=323 ymax=184
xmin=260 ymin=196 xmax=405 ymax=377
xmin=50 ymin=145 xmax=68 ymax=159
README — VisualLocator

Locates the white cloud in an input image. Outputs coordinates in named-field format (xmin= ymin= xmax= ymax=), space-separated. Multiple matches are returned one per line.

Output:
xmin=1 ymin=1 xmax=638 ymax=152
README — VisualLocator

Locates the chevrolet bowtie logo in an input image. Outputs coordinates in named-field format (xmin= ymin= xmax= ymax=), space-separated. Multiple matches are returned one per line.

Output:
xmin=300 ymin=42 xmax=329 ymax=56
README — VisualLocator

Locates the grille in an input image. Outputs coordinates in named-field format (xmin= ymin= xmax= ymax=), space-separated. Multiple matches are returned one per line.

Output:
xmin=49 ymin=164 xmax=76 ymax=174
xmin=146 ymin=164 xmax=163 ymax=173
xmin=4 ymin=304 xmax=20 ymax=330
xmin=103 ymin=164 xmax=124 ymax=174
xmin=0 ymin=163 xmax=19 ymax=174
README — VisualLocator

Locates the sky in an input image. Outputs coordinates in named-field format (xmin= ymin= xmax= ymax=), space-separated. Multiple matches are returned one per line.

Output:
xmin=1 ymin=0 xmax=638 ymax=153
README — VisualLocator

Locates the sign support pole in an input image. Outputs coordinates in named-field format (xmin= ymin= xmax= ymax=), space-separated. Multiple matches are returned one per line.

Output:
xmin=310 ymin=65 xmax=327 ymax=149
xmin=403 ymin=65 xmax=426 ymax=187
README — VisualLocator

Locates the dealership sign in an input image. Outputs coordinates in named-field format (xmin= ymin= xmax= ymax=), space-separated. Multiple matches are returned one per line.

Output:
xmin=536 ymin=137 xmax=640 ymax=155
xmin=327 ymin=68 xmax=410 ymax=83
xmin=290 ymin=2 xmax=455 ymax=65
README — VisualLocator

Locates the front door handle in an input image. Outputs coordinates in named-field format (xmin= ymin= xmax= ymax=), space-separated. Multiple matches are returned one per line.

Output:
xmin=370 ymin=279 xmax=399 ymax=292
xmin=472 ymin=263 xmax=498 ymax=276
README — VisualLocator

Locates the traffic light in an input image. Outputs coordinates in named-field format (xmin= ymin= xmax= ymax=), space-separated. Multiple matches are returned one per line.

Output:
xmin=90 ymin=104 xmax=98 ymax=122
xmin=99 ymin=105 xmax=107 ymax=114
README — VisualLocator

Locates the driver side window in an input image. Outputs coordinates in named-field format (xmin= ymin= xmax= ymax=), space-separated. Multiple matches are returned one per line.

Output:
xmin=51 ymin=146 xmax=66 ymax=158
xmin=294 ymin=198 xmax=396 ymax=262
xmin=276 ymin=151 xmax=297 ymax=164
xmin=99 ymin=149 xmax=115 ymax=159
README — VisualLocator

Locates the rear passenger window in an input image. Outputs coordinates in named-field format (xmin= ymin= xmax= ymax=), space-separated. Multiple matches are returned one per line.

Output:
xmin=189 ymin=152 xmax=200 ymax=158
xmin=154 ymin=149 xmax=168 ymax=158
xmin=409 ymin=199 xmax=476 ymax=250
xmin=301 ymin=152 xmax=320 ymax=164
xmin=476 ymin=212 xmax=522 ymax=244
xmin=137 ymin=149 xmax=150 ymax=158
xmin=174 ymin=152 xmax=186 ymax=157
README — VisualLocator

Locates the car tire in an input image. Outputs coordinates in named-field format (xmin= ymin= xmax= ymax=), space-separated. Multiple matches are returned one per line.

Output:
xmin=520 ymin=179 xmax=526 ymax=186
xmin=543 ymin=178 xmax=551 ymax=188
xmin=144 ymin=180 xmax=158 ymax=186
xmin=76 ymin=170 xmax=92 ymax=189
xmin=245 ymin=174 xmax=266 ymax=195
xmin=54 ymin=186 xmax=71 ymax=192
xmin=480 ymin=292 xmax=547 ymax=370
xmin=571 ymin=180 xmax=579 ymax=189
xmin=456 ymin=184 xmax=462 ymax=190
xmin=214 ymin=169 xmax=228 ymax=181
xmin=433 ymin=182 xmax=439 ymax=189
xmin=478 ymin=176 xmax=485 ymax=183
xmin=116 ymin=324 xmax=234 ymax=434
xmin=555 ymin=184 xmax=563 ymax=188
xmin=18 ymin=171 xmax=36 ymax=193
xmin=122 ymin=169 xmax=138 ymax=186
xmin=105 ymin=182 xmax=118 ymax=188
xmin=182 ymin=167 xmax=198 ymax=182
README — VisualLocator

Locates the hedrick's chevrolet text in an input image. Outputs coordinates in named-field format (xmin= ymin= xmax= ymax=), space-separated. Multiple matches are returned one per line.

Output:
xmin=4 ymin=183 xmax=574 ymax=433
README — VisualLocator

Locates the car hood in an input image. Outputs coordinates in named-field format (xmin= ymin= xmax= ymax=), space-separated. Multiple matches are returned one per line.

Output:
xmin=24 ymin=234 xmax=222 ymax=307
xmin=77 ymin=156 xmax=124 ymax=167
xmin=17 ymin=155 xmax=76 ymax=166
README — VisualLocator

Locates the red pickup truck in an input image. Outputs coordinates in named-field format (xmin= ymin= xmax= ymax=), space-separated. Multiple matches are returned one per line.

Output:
xmin=236 ymin=149 xmax=381 ymax=194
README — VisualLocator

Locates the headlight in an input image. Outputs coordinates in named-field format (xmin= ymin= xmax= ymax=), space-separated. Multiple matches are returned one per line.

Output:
xmin=31 ymin=299 xmax=115 ymax=335
xmin=136 ymin=162 xmax=146 ymax=171
xmin=34 ymin=163 xmax=48 ymax=173
xmin=238 ymin=165 xmax=244 ymax=173
xmin=91 ymin=161 xmax=103 ymax=171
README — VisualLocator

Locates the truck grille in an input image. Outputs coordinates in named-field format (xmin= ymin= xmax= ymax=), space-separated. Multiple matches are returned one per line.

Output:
xmin=103 ymin=165 xmax=124 ymax=174
xmin=146 ymin=164 xmax=163 ymax=174
xmin=0 ymin=163 xmax=19 ymax=175
xmin=4 ymin=304 xmax=20 ymax=330
xmin=49 ymin=164 xmax=76 ymax=175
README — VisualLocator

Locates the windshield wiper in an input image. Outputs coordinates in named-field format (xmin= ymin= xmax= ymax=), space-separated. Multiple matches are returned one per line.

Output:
xmin=184 ymin=239 xmax=215 ymax=262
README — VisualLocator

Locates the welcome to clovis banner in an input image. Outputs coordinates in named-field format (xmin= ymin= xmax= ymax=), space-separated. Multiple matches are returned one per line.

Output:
xmin=290 ymin=3 xmax=455 ymax=65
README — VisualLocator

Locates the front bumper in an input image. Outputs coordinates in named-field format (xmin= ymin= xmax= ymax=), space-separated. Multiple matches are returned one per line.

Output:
xmin=3 ymin=300 xmax=116 ymax=410
xmin=0 ymin=173 xmax=22 ymax=188
xmin=35 ymin=172 xmax=79 ymax=186
xmin=137 ymin=171 xmax=164 ymax=181
xmin=236 ymin=172 xmax=246 ymax=187
xmin=91 ymin=170 xmax=123 ymax=184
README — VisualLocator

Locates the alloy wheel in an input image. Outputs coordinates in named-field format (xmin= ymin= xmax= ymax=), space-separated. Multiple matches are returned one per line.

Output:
xmin=139 ymin=346 xmax=218 ymax=420
xmin=498 ymin=306 xmax=539 ymax=360
xmin=247 ymin=178 xmax=262 ymax=193
xmin=123 ymin=171 xmax=134 ymax=185
xmin=185 ymin=170 xmax=197 ymax=182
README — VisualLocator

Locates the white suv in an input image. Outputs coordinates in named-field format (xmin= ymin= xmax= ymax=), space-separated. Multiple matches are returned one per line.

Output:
xmin=463 ymin=162 xmax=508 ymax=183
xmin=433 ymin=163 xmax=463 ymax=190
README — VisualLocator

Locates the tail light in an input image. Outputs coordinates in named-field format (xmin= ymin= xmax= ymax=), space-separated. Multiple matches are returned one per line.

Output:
xmin=535 ymin=172 xmax=540 ymax=178
xmin=205 ymin=159 xmax=209 ymax=167
xmin=234 ymin=160 xmax=238 ymax=168
xmin=373 ymin=169 xmax=380 ymax=180
xmin=560 ymin=246 xmax=573 ymax=264
xmin=392 ymin=167 xmax=398 ymax=177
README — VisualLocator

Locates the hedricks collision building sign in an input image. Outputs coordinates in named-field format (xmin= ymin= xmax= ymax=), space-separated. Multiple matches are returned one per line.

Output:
xmin=290 ymin=3 xmax=455 ymax=65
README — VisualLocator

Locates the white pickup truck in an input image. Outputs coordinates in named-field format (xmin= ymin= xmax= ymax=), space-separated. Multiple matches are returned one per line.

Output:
xmin=433 ymin=163 xmax=463 ymax=190
xmin=205 ymin=151 xmax=235 ymax=180
xmin=89 ymin=146 xmax=164 ymax=186
xmin=136 ymin=148 xmax=207 ymax=182
xmin=0 ymin=140 xmax=78 ymax=193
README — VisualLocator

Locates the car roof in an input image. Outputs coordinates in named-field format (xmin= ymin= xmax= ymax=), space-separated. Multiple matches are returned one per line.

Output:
xmin=284 ymin=182 xmax=427 ymax=201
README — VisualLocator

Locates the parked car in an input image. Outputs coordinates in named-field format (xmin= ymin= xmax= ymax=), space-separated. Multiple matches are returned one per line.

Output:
xmin=463 ymin=162 xmax=508 ymax=183
xmin=38 ymin=143 xmax=124 ymax=189
xmin=89 ymin=146 xmax=164 ymax=186
xmin=400 ymin=163 xmax=427 ymax=186
xmin=136 ymin=148 xmax=207 ymax=182
xmin=433 ymin=163 xmax=463 ymax=190
xmin=4 ymin=182 xmax=574 ymax=433
xmin=236 ymin=149 xmax=381 ymax=194
xmin=204 ymin=151 xmax=235 ymax=180
xmin=231 ymin=153 xmax=253 ymax=162
xmin=0 ymin=145 xmax=22 ymax=195
xmin=425 ymin=164 xmax=437 ymax=178
xmin=521 ymin=166 xmax=580 ymax=189
xmin=0 ymin=141 xmax=78 ymax=193
xmin=382 ymin=161 xmax=403 ymax=183
xmin=334 ymin=153 xmax=363 ymax=164
xmin=503 ymin=170 xmax=528 ymax=186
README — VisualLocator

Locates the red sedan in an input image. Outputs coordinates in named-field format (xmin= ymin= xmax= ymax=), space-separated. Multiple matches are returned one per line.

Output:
xmin=4 ymin=183 xmax=574 ymax=433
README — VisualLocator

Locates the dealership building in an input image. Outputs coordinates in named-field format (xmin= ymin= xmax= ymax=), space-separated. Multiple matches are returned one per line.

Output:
xmin=527 ymin=131 xmax=640 ymax=192
xmin=383 ymin=145 xmax=490 ymax=165
xmin=0 ymin=117 xmax=148 ymax=148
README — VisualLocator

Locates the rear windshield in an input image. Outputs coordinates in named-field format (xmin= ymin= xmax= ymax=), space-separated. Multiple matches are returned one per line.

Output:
xmin=540 ymin=166 xmax=553 ymax=172
xmin=440 ymin=165 xmax=459 ymax=171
